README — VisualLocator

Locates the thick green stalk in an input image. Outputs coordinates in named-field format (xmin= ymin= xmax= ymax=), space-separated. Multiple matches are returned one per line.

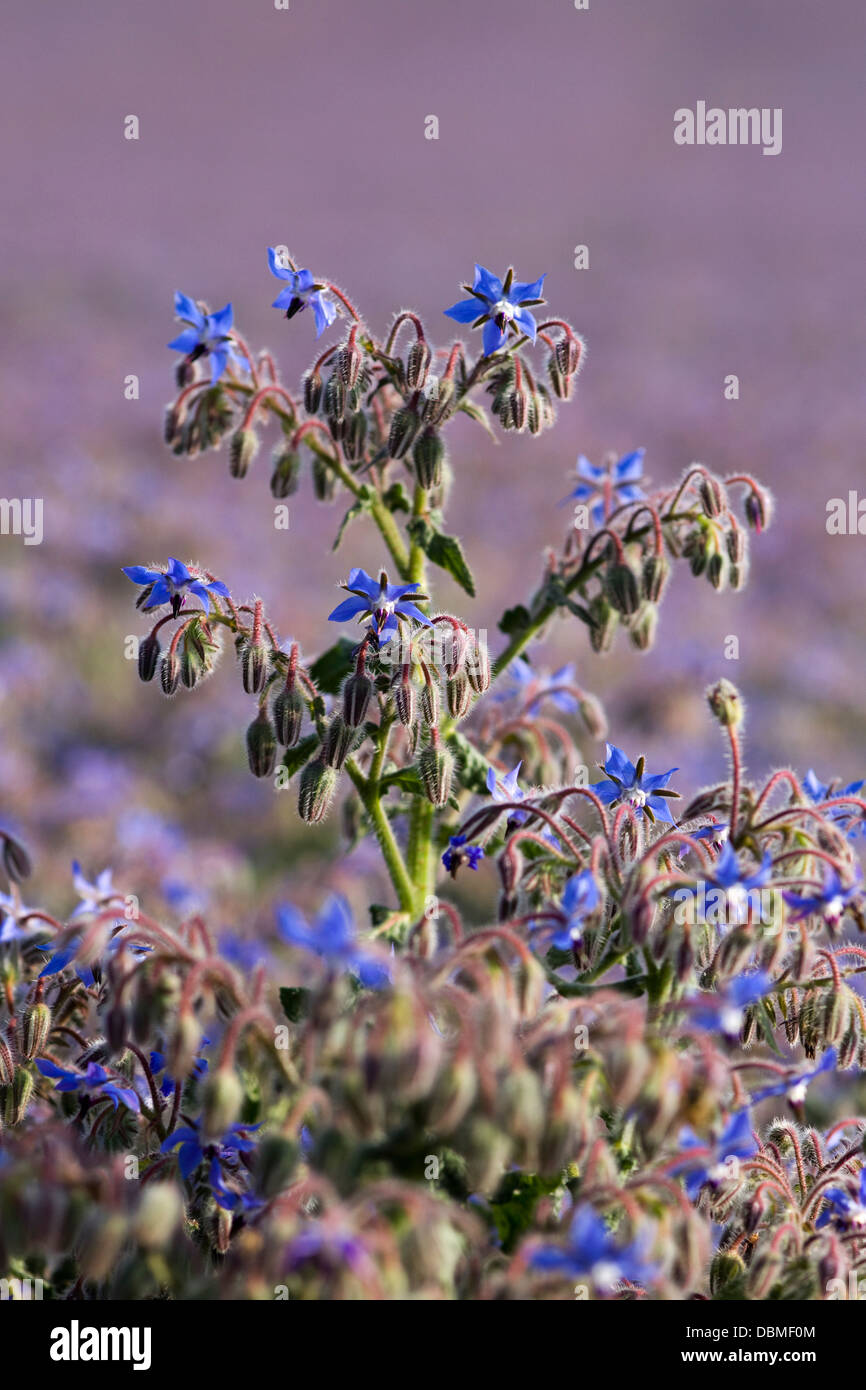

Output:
xmin=345 ymin=757 xmax=415 ymax=916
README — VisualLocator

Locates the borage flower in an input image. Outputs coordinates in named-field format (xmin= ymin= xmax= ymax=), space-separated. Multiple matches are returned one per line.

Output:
xmin=161 ymin=1119 xmax=262 ymax=1212
xmin=168 ymin=293 xmax=247 ymax=384
xmin=531 ymin=1205 xmax=656 ymax=1294
xmin=690 ymin=970 xmax=772 ymax=1040
xmin=70 ymin=861 xmax=123 ymax=918
xmin=750 ymin=1048 xmax=837 ymax=1107
xmin=150 ymin=1037 xmax=210 ymax=1099
xmin=592 ymin=743 xmax=679 ymax=824
xmin=444 ymin=264 xmax=546 ymax=357
xmin=122 ymin=557 xmax=230 ymax=617
xmin=817 ymin=1168 xmax=866 ymax=1231
xmin=692 ymin=841 xmax=773 ymax=928
xmin=672 ymin=1110 xmax=757 ymax=1198
xmin=784 ymin=865 xmax=863 ymax=929
xmin=276 ymin=894 xmax=389 ymax=988
xmin=532 ymin=869 xmax=600 ymax=952
xmin=560 ymin=449 xmax=646 ymax=528
xmin=498 ymin=657 xmax=580 ymax=715
xmin=267 ymin=249 xmax=337 ymax=338
xmin=36 ymin=1059 xmax=141 ymax=1114
xmin=441 ymin=835 xmax=484 ymax=877
xmin=328 ymin=568 xmax=431 ymax=645
xmin=486 ymin=762 xmax=529 ymax=826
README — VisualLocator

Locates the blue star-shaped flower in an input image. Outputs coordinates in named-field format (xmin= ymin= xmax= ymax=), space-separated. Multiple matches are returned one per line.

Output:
xmin=36 ymin=1059 xmax=141 ymax=1113
xmin=498 ymin=658 xmax=580 ymax=715
xmin=672 ymin=1110 xmax=757 ymax=1198
xmin=69 ymin=861 xmax=122 ymax=918
xmin=783 ymin=866 xmax=862 ymax=928
xmin=328 ymin=568 xmax=432 ymax=644
xmin=685 ymin=842 xmax=773 ymax=928
xmin=444 ymin=264 xmax=546 ymax=357
xmin=486 ymin=761 xmax=529 ymax=826
xmin=162 ymin=1119 xmax=262 ymax=1211
xmin=276 ymin=894 xmax=389 ymax=988
xmin=532 ymin=869 xmax=600 ymax=951
xmin=750 ymin=1047 xmax=837 ymax=1106
xmin=803 ymin=769 xmax=865 ymax=839
xmin=267 ymin=249 xmax=337 ymax=338
xmin=122 ymin=557 xmax=230 ymax=616
xmin=691 ymin=971 xmax=772 ymax=1038
xmin=591 ymin=743 xmax=679 ymax=824
xmin=441 ymin=835 xmax=485 ymax=876
xmin=168 ymin=293 xmax=247 ymax=384
xmin=817 ymin=1168 xmax=866 ymax=1231
xmin=149 ymin=1036 xmax=210 ymax=1098
xmin=560 ymin=450 xmax=646 ymax=527
xmin=531 ymin=1205 xmax=655 ymax=1293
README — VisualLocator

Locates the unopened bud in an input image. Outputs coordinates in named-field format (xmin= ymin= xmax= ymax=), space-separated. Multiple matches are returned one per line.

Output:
xmin=388 ymin=406 xmax=421 ymax=459
xmin=446 ymin=672 xmax=472 ymax=718
xmin=578 ymin=693 xmax=608 ymax=740
xmin=588 ymin=595 xmax=619 ymax=654
xmin=605 ymin=563 xmax=641 ymax=617
xmin=302 ymin=369 xmax=323 ymax=414
xmin=555 ymin=334 xmax=583 ymax=377
xmin=418 ymin=745 xmax=453 ymax=806
xmin=342 ymin=672 xmax=374 ymax=727
xmin=160 ymin=652 xmax=181 ymax=695
xmin=342 ymin=410 xmax=367 ymax=462
xmin=0 ymin=1035 xmax=14 ymax=1085
xmin=270 ymin=445 xmax=302 ymax=498
xmin=420 ymin=680 xmax=440 ymax=726
xmin=413 ymin=430 xmax=444 ymax=488
xmin=21 ymin=1002 xmax=52 ymax=1060
xmin=180 ymin=645 xmax=202 ymax=689
xmin=641 ymin=553 xmax=669 ymax=603
xmin=241 ymin=639 xmax=269 ymax=694
xmin=311 ymin=456 xmax=338 ymax=501
xmin=547 ymin=357 xmax=573 ymax=400
xmin=466 ymin=643 xmax=491 ymax=694
xmin=336 ymin=341 xmax=362 ymax=389
xmin=706 ymin=678 xmax=743 ymax=728
xmin=698 ymin=474 xmax=728 ymax=517
xmin=201 ymin=1067 xmax=243 ymax=1141
xmin=137 ymin=633 xmax=160 ymax=683
xmin=133 ymin=1183 xmax=183 ymax=1251
xmin=422 ymin=376 xmax=456 ymax=425
xmin=726 ymin=524 xmax=747 ymax=565
xmin=394 ymin=677 xmax=416 ymax=728
xmin=229 ymin=428 xmax=259 ymax=480
xmin=298 ymin=759 xmax=338 ymax=824
xmin=246 ymin=711 xmax=277 ymax=777
xmin=508 ymin=387 xmax=528 ymax=431
xmin=324 ymin=373 xmax=346 ymax=423
xmin=406 ymin=339 xmax=432 ymax=389
xmin=323 ymin=716 xmax=354 ymax=769
xmin=629 ymin=603 xmax=657 ymax=651
xmin=5 ymin=1069 xmax=34 ymax=1126
xmin=745 ymin=487 xmax=773 ymax=533
xmin=707 ymin=553 xmax=728 ymax=590
xmin=273 ymin=686 xmax=305 ymax=746
xmin=1 ymin=833 xmax=32 ymax=884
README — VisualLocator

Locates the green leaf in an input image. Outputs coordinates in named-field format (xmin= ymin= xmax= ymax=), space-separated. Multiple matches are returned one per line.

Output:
xmin=280 ymin=733 xmax=320 ymax=778
xmin=498 ymin=604 xmax=532 ymax=637
xmin=380 ymin=766 xmax=426 ymax=797
xmin=381 ymin=481 xmax=411 ymax=513
xmin=279 ymin=986 xmax=311 ymax=1023
xmin=457 ymin=399 xmax=498 ymax=441
xmin=408 ymin=518 xmax=476 ymax=596
xmin=754 ymin=1001 xmax=783 ymax=1055
xmin=309 ymin=637 xmax=357 ymax=694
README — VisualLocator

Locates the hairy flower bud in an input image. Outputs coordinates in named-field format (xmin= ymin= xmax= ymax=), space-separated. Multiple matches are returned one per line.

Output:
xmin=0 ymin=1035 xmax=14 ymax=1086
xmin=547 ymin=357 xmax=572 ymax=400
xmin=270 ymin=445 xmax=302 ymax=498
xmin=5 ymin=1069 xmax=33 ymax=1126
xmin=422 ymin=376 xmax=455 ymax=426
xmin=246 ymin=711 xmax=277 ymax=778
xmin=394 ymin=676 xmax=416 ymax=728
xmin=160 ymin=652 xmax=181 ymax=696
xmin=420 ymin=679 xmax=440 ymax=726
xmin=323 ymin=716 xmax=354 ymax=770
xmin=311 ymin=456 xmax=338 ymax=501
xmin=629 ymin=603 xmax=657 ymax=651
xmin=406 ymin=338 xmax=432 ymax=390
xmin=508 ymin=387 xmax=528 ymax=431
xmin=21 ymin=1001 xmax=52 ymax=1060
xmin=324 ymin=373 xmax=346 ymax=424
xmin=1 ymin=832 xmax=32 ymax=884
xmin=201 ymin=1068 xmax=243 ymax=1141
xmin=229 ymin=428 xmax=259 ymax=480
xmin=342 ymin=672 xmax=374 ymax=728
xmin=706 ymin=678 xmax=743 ymax=728
xmin=388 ymin=406 xmax=421 ymax=459
xmin=446 ymin=672 xmax=472 ymax=718
xmin=133 ymin=1183 xmax=183 ymax=1251
xmin=241 ymin=639 xmax=269 ymax=694
xmin=180 ymin=645 xmax=202 ymax=689
xmin=273 ymin=685 xmax=305 ymax=745
xmin=336 ymin=341 xmax=362 ymax=389
xmin=726 ymin=523 xmax=747 ymax=565
xmin=303 ymin=368 xmax=323 ymax=414
xmin=698 ymin=474 xmax=728 ymax=518
xmin=418 ymin=744 xmax=453 ymax=806
xmin=412 ymin=429 xmax=444 ymax=489
xmin=298 ymin=759 xmax=338 ymax=824
xmin=342 ymin=410 xmax=367 ymax=462
xmin=641 ymin=553 xmax=669 ymax=603
xmin=605 ymin=563 xmax=641 ymax=617
xmin=745 ymin=486 xmax=774 ymax=533
xmin=578 ymin=693 xmax=608 ymax=740
xmin=133 ymin=631 xmax=160 ymax=683
xmin=707 ymin=553 xmax=728 ymax=590
xmin=555 ymin=334 xmax=583 ymax=377
xmin=466 ymin=643 xmax=491 ymax=694
xmin=588 ymin=595 xmax=619 ymax=654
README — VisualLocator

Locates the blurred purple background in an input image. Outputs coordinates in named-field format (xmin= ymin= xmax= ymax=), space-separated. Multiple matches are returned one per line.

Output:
xmin=1 ymin=0 xmax=864 ymax=923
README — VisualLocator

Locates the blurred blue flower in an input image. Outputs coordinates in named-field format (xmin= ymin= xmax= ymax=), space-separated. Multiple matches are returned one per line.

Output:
xmin=70 ymin=861 xmax=121 ymax=917
xmin=783 ymin=866 xmax=862 ymax=928
xmin=36 ymin=1059 xmax=141 ymax=1113
xmin=817 ymin=1168 xmax=866 ymax=1231
xmin=750 ymin=1047 xmax=837 ymax=1106
xmin=499 ymin=658 xmax=579 ymax=715
xmin=804 ymin=769 xmax=865 ymax=839
xmin=531 ymin=1204 xmax=655 ymax=1292
xmin=691 ymin=971 xmax=772 ymax=1038
xmin=560 ymin=450 xmax=645 ymax=527
xmin=444 ymin=264 xmax=546 ymax=357
xmin=150 ymin=1036 xmax=210 ymax=1098
xmin=533 ymin=869 xmax=600 ymax=951
xmin=486 ymin=761 xmax=529 ymax=825
xmin=673 ymin=1110 xmax=757 ymax=1198
xmin=267 ymin=249 xmax=337 ymax=337
xmin=328 ymin=568 xmax=431 ymax=644
xmin=276 ymin=895 xmax=389 ymax=988
xmin=122 ymin=557 xmax=230 ymax=615
xmin=168 ymin=293 xmax=247 ymax=384
xmin=162 ymin=1119 xmax=261 ymax=1211
xmin=592 ymin=743 xmax=679 ymax=823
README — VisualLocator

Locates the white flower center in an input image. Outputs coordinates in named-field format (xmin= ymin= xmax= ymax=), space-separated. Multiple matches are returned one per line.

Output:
xmin=720 ymin=1005 xmax=744 ymax=1036
xmin=824 ymin=895 xmax=844 ymax=924
xmin=493 ymin=299 xmax=516 ymax=322
xmin=725 ymin=885 xmax=748 ymax=923
xmin=625 ymin=789 xmax=647 ymax=809
xmin=591 ymin=1260 xmax=622 ymax=1292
